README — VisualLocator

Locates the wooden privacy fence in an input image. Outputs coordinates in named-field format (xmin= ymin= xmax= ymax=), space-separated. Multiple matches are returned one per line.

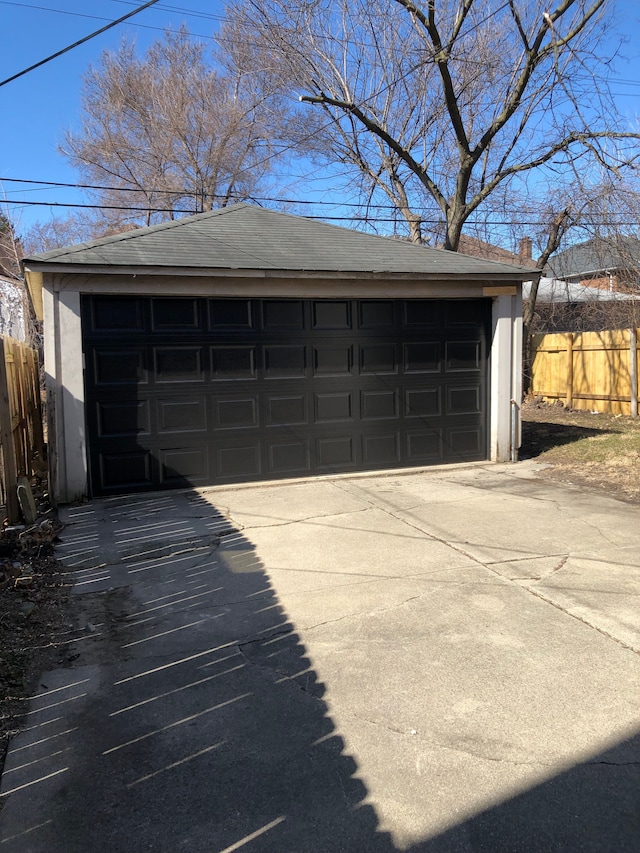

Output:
xmin=0 ymin=336 xmax=45 ymax=524
xmin=530 ymin=329 xmax=639 ymax=417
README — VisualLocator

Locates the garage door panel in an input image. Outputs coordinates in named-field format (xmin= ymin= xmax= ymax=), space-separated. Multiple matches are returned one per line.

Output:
xmin=358 ymin=300 xmax=396 ymax=329
xmin=264 ymin=345 xmax=306 ymax=378
xmin=160 ymin=446 xmax=210 ymax=485
xmin=363 ymin=433 xmax=401 ymax=464
xmin=152 ymin=298 xmax=202 ymax=331
xmin=211 ymin=346 xmax=256 ymax=380
xmin=312 ymin=345 xmax=353 ymax=376
xmin=267 ymin=439 xmax=310 ymax=474
xmin=266 ymin=395 xmax=308 ymax=426
xmin=316 ymin=436 xmax=355 ymax=469
xmin=209 ymin=298 xmax=253 ymax=329
xmin=360 ymin=344 xmax=397 ymax=374
xmin=83 ymin=297 xmax=489 ymax=494
xmin=444 ymin=300 xmax=486 ymax=326
xmin=403 ymin=300 xmax=440 ymax=327
xmin=405 ymin=388 xmax=441 ymax=418
xmin=157 ymin=398 xmax=207 ymax=433
xmin=404 ymin=342 xmax=440 ymax=373
xmin=406 ymin=430 xmax=442 ymax=461
xmin=314 ymin=392 xmax=353 ymax=423
xmin=447 ymin=426 xmax=484 ymax=455
xmin=263 ymin=300 xmax=304 ymax=329
xmin=216 ymin=443 xmax=261 ymax=479
xmin=89 ymin=297 xmax=146 ymax=333
xmin=215 ymin=397 xmax=258 ymax=429
xmin=153 ymin=347 xmax=204 ymax=383
xmin=361 ymin=389 xmax=399 ymax=420
xmin=93 ymin=349 xmax=147 ymax=385
xmin=445 ymin=341 xmax=481 ymax=371
xmin=97 ymin=399 xmax=151 ymax=437
xmin=447 ymin=386 xmax=481 ymax=415
xmin=99 ymin=450 xmax=153 ymax=491
xmin=312 ymin=300 xmax=351 ymax=330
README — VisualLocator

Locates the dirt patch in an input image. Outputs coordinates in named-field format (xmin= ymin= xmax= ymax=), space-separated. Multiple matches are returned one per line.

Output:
xmin=0 ymin=486 xmax=72 ymax=786
xmin=521 ymin=399 xmax=640 ymax=503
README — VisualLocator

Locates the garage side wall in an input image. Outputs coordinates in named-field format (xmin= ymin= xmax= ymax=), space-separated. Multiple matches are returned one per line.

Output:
xmin=43 ymin=286 xmax=87 ymax=504
xmin=489 ymin=290 xmax=523 ymax=462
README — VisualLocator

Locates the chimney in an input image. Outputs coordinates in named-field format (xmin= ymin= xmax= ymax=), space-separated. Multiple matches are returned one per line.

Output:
xmin=519 ymin=237 xmax=533 ymax=264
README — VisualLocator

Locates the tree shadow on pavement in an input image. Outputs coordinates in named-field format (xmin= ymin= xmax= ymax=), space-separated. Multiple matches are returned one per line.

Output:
xmin=0 ymin=490 xmax=394 ymax=852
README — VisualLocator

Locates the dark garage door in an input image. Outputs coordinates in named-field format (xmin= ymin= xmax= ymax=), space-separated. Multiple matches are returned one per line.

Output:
xmin=82 ymin=296 xmax=490 ymax=495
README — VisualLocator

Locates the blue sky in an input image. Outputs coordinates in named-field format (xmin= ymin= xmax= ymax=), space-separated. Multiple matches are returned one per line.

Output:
xmin=0 ymin=1 xmax=231 ymax=233
xmin=1 ymin=0 xmax=640 ymax=238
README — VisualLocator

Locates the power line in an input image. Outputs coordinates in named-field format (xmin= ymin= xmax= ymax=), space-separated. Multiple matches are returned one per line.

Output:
xmin=0 ymin=0 xmax=162 ymax=88
xmin=3 ymin=2 xmax=633 ymax=224
xmin=0 ymin=0 xmax=218 ymax=41
xmin=0 ymin=174 xmax=428 ymax=211
xmin=112 ymin=0 xmax=226 ymax=24
xmin=4 ymin=196 xmax=639 ymax=228
xmin=2 ymin=197 xmax=430 ymax=220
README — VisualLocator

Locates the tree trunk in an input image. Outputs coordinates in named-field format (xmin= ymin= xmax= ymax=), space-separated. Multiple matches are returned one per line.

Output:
xmin=443 ymin=213 xmax=465 ymax=251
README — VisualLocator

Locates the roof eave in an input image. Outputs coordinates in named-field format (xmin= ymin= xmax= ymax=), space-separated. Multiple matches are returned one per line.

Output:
xmin=22 ymin=262 xmax=538 ymax=283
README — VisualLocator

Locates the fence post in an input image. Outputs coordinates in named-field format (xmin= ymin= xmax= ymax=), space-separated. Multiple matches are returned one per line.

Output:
xmin=0 ymin=338 xmax=20 ymax=524
xmin=566 ymin=332 xmax=574 ymax=409
xmin=27 ymin=348 xmax=44 ymax=459
xmin=630 ymin=328 xmax=638 ymax=419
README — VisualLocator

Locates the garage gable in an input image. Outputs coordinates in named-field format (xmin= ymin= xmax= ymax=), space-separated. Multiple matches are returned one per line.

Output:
xmin=25 ymin=203 xmax=533 ymax=280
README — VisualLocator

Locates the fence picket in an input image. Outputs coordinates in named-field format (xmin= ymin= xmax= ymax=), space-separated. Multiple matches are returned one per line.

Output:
xmin=0 ymin=336 xmax=44 ymax=524
xmin=531 ymin=328 xmax=640 ymax=416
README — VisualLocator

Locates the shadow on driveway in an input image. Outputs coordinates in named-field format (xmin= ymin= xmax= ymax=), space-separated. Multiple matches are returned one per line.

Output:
xmin=0 ymin=488 xmax=638 ymax=852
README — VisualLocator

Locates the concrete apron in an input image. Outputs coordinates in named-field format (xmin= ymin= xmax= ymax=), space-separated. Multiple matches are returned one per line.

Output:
xmin=1 ymin=461 xmax=639 ymax=852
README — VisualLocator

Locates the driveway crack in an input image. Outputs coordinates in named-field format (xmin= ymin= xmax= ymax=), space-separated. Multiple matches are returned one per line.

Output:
xmin=332 ymin=481 xmax=638 ymax=655
xmin=229 ymin=506 xmax=372 ymax=532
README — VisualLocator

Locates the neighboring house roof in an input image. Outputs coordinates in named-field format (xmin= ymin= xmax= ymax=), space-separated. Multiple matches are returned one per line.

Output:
xmin=23 ymin=203 xmax=537 ymax=280
xmin=545 ymin=236 xmax=640 ymax=280
xmin=458 ymin=234 xmax=538 ymax=269
xmin=523 ymin=278 xmax=639 ymax=303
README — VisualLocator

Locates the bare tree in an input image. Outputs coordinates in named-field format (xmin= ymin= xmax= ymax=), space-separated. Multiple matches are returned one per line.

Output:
xmin=21 ymin=213 xmax=100 ymax=255
xmin=222 ymin=0 xmax=640 ymax=250
xmin=0 ymin=213 xmax=23 ymax=276
xmin=62 ymin=27 xmax=278 ymax=228
xmin=0 ymin=214 xmax=38 ymax=345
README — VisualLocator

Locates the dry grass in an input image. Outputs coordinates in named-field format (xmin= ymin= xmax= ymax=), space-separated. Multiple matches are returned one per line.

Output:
xmin=0 ymin=490 xmax=70 ymax=784
xmin=520 ymin=400 xmax=640 ymax=502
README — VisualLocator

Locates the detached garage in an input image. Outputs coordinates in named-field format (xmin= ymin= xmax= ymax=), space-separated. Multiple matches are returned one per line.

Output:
xmin=23 ymin=205 xmax=535 ymax=503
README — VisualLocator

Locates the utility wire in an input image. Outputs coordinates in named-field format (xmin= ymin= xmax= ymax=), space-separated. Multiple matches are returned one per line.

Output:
xmin=0 ymin=0 xmax=217 ymax=41
xmin=0 ymin=0 xmax=162 ymax=88
xmin=4 ymin=196 xmax=638 ymax=228
xmin=0 ymin=175 xmax=432 ymax=210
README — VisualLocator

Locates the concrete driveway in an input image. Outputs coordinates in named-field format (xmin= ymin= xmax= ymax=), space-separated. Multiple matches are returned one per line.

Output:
xmin=1 ymin=462 xmax=639 ymax=852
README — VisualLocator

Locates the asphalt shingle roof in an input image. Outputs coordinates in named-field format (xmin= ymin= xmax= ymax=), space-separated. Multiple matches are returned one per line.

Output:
xmin=523 ymin=278 xmax=639 ymax=303
xmin=23 ymin=204 xmax=535 ymax=279
xmin=545 ymin=236 xmax=640 ymax=279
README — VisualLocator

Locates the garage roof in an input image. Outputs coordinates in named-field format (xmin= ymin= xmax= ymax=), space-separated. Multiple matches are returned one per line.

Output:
xmin=23 ymin=203 xmax=537 ymax=279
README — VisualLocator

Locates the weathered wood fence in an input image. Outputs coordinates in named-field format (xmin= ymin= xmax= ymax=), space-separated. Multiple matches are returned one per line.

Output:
xmin=0 ymin=336 xmax=45 ymax=524
xmin=530 ymin=329 xmax=639 ymax=417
